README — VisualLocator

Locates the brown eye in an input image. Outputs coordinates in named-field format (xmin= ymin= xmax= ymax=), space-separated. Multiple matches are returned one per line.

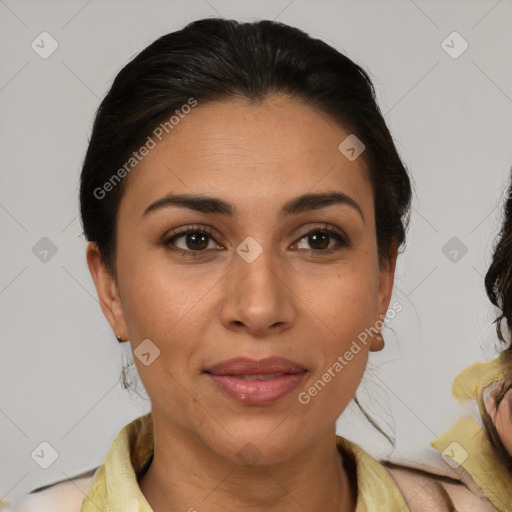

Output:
xmin=181 ymin=232 xmax=209 ymax=250
xmin=307 ymin=232 xmax=330 ymax=250
xmin=163 ymin=225 xmax=222 ymax=257
xmin=293 ymin=226 xmax=349 ymax=254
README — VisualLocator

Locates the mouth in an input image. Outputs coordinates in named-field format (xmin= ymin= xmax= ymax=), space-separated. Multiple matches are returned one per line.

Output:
xmin=232 ymin=373 xmax=288 ymax=381
xmin=204 ymin=357 xmax=307 ymax=405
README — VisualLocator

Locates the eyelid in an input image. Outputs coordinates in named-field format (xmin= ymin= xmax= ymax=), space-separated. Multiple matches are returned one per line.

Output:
xmin=165 ymin=224 xmax=222 ymax=242
xmin=162 ymin=222 xmax=349 ymax=254
xmin=294 ymin=223 xmax=348 ymax=242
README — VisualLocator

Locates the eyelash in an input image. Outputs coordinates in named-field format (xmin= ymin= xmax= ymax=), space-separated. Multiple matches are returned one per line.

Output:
xmin=161 ymin=223 xmax=349 ymax=258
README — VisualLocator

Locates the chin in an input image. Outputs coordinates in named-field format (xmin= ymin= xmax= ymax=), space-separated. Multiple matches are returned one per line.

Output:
xmin=201 ymin=419 xmax=313 ymax=467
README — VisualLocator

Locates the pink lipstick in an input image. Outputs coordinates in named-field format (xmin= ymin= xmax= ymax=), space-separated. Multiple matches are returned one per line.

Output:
xmin=204 ymin=357 xmax=307 ymax=405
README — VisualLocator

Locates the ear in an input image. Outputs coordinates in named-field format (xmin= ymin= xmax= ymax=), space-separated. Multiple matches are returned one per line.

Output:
xmin=86 ymin=241 xmax=129 ymax=341
xmin=369 ymin=237 xmax=398 ymax=352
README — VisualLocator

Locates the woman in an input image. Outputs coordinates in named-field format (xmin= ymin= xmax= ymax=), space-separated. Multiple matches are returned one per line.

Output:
xmin=425 ymin=174 xmax=512 ymax=511
xmin=483 ymin=176 xmax=512 ymax=469
xmin=381 ymin=176 xmax=512 ymax=512
xmin=10 ymin=17 xmax=493 ymax=512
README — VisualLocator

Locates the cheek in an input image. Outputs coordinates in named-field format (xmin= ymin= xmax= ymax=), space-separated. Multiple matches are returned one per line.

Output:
xmin=495 ymin=399 xmax=512 ymax=456
xmin=304 ymin=265 xmax=380 ymax=342
xmin=125 ymin=270 xmax=206 ymax=417
xmin=118 ymin=251 xmax=214 ymax=341
xmin=297 ymin=330 xmax=369 ymax=426
xmin=119 ymin=264 xmax=211 ymax=401
xmin=295 ymin=268 xmax=379 ymax=416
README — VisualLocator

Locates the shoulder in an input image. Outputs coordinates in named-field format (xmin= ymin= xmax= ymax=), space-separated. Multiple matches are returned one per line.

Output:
xmin=384 ymin=463 xmax=498 ymax=512
xmin=10 ymin=468 xmax=97 ymax=512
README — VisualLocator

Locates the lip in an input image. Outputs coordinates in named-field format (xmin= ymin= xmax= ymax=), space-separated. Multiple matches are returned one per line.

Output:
xmin=204 ymin=357 xmax=307 ymax=405
xmin=205 ymin=356 xmax=306 ymax=375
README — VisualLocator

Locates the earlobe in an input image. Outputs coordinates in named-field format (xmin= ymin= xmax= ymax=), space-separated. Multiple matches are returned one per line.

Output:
xmin=370 ymin=239 xmax=399 ymax=352
xmin=368 ymin=313 xmax=386 ymax=352
xmin=86 ymin=241 xmax=129 ymax=341
xmin=378 ymin=238 xmax=398 ymax=313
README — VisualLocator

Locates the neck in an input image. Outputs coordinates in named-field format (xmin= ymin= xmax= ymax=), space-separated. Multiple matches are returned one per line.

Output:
xmin=139 ymin=411 xmax=357 ymax=512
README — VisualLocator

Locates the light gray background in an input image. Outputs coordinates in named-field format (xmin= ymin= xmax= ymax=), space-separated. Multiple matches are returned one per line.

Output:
xmin=2 ymin=0 xmax=512 ymax=504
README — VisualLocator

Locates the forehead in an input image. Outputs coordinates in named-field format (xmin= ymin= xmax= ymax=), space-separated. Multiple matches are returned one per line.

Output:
xmin=118 ymin=95 xmax=373 ymax=220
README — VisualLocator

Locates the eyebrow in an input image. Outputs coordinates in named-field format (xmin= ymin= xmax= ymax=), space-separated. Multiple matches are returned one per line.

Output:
xmin=142 ymin=191 xmax=365 ymax=222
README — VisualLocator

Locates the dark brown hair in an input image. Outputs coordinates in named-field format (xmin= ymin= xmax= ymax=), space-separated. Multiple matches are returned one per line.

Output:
xmin=486 ymin=175 xmax=512 ymax=352
xmin=483 ymin=170 xmax=512 ymax=472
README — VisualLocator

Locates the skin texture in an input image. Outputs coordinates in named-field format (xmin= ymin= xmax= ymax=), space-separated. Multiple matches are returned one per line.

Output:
xmin=489 ymin=380 xmax=512 ymax=456
xmin=86 ymin=94 xmax=397 ymax=512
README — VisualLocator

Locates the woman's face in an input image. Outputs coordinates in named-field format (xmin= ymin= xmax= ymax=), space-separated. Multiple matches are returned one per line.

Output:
xmin=88 ymin=94 xmax=396 ymax=464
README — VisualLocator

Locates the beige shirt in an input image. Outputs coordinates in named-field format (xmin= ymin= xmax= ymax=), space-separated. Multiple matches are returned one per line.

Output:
xmin=13 ymin=413 xmax=412 ymax=511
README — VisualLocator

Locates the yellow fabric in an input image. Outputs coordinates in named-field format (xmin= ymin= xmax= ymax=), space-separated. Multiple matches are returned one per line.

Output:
xmin=336 ymin=436 xmax=411 ymax=511
xmin=431 ymin=352 xmax=512 ymax=512
xmin=81 ymin=413 xmax=410 ymax=512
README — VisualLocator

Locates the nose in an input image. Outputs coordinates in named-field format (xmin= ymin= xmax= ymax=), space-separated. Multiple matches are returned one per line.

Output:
xmin=220 ymin=239 xmax=296 ymax=337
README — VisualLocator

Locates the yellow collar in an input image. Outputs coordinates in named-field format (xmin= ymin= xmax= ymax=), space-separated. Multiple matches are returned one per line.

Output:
xmin=431 ymin=352 xmax=512 ymax=511
xmin=81 ymin=413 xmax=409 ymax=511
